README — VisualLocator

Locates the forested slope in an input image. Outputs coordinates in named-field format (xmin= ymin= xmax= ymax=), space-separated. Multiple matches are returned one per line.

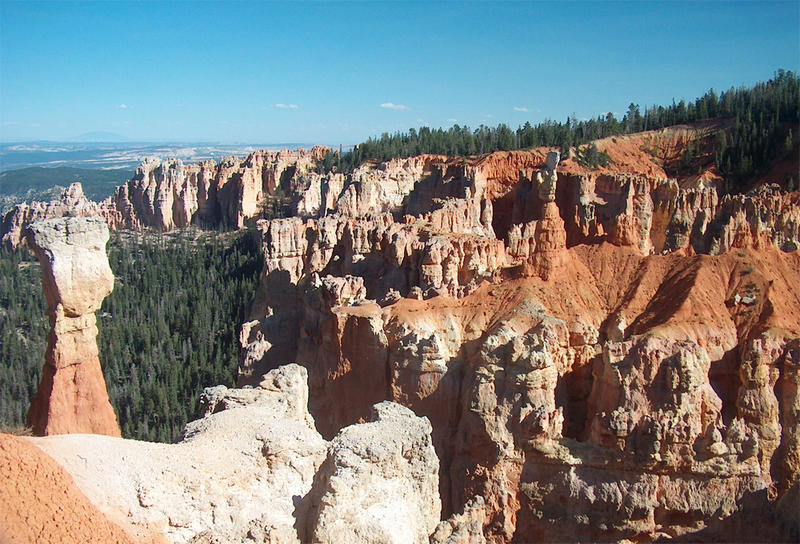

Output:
xmin=319 ymin=70 xmax=798 ymax=192
xmin=0 ymin=229 xmax=262 ymax=442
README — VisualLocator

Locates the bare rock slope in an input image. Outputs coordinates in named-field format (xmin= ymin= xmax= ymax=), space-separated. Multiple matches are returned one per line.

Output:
xmin=28 ymin=364 xmax=440 ymax=544
xmin=0 ymin=433 xmax=150 ymax=544
xmin=233 ymin=134 xmax=799 ymax=542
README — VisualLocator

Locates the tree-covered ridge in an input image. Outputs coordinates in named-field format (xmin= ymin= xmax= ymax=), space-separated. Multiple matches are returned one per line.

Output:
xmin=0 ymin=229 xmax=263 ymax=442
xmin=321 ymin=70 xmax=798 ymax=192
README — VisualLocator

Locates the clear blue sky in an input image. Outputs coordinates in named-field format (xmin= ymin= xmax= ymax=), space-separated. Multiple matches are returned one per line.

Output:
xmin=1 ymin=1 xmax=798 ymax=145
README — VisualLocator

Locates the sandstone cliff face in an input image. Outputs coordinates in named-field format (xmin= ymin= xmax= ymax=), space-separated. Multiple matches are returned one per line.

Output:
xmin=0 ymin=148 xmax=331 ymax=248
xmin=28 ymin=365 xmax=440 ymax=544
xmin=108 ymin=147 xmax=328 ymax=231
xmin=236 ymin=139 xmax=799 ymax=542
xmin=25 ymin=216 xmax=120 ymax=437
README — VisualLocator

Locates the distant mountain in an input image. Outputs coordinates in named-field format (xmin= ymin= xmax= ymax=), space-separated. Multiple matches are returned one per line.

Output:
xmin=69 ymin=131 xmax=130 ymax=142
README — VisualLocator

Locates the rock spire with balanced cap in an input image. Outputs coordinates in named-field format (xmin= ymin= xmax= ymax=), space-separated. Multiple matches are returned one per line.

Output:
xmin=25 ymin=216 xmax=120 ymax=436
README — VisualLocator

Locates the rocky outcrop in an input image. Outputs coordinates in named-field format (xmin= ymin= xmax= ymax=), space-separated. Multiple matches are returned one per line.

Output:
xmin=431 ymin=496 xmax=488 ymax=544
xmin=108 ymin=147 xmax=328 ymax=231
xmin=25 ymin=216 xmax=120 ymax=437
xmin=306 ymin=402 xmax=441 ymax=544
xmin=230 ymin=137 xmax=799 ymax=541
xmin=243 ymin=237 xmax=800 ymax=542
xmin=0 ymin=433 xmax=149 ymax=544
xmin=556 ymin=174 xmax=799 ymax=257
xmin=0 ymin=148 xmax=332 ymax=248
xmin=0 ymin=183 xmax=116 ymax=249
xmin=709 ymin=185 xmax=800 ymax=254
xmin=26 ymin=365 xmax=440 ymax=544
xmin=109 ymin=158 xmax=217 ymax=231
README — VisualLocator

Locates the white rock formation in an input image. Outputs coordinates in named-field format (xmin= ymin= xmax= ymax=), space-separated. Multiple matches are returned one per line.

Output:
xmin=308 ymin=401 xmax=442 ymax=544
xmin=27 ymin=365 xmax=442 ymax=544
xmin=29 ymin=365 xmax=327 ymax=544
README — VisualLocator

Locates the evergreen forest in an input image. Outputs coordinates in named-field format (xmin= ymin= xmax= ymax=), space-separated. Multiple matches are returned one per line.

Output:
xmin=317 ymin=70 xmax=799 ymax=193
xmin=0 ymin=229 xmax=262 ymax=442
xmin=0 ymin=166 xmax=133 ymax=206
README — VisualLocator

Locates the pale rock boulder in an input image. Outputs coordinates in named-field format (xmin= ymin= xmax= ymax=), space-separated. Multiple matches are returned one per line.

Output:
xmin=308 ymin=402 xmax=441 ymax=544
xmin=430 ymin=496 xmax=488 ymax=544
xmin=317 ymin=274 xmax=367 ymax=306
xmin=25 ymin=216 xmax=120 ymax=437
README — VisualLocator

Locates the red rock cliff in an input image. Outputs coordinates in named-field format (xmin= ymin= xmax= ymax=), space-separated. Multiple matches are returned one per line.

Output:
xmin=237 ymin=138 xmax=799 ymax=542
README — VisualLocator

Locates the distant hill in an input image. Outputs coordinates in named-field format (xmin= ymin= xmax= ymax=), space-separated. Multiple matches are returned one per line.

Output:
xmin=0 ymin=166 xmax=132 ymax=203
xmin=69 ymin=131 xmax=130 ymax=142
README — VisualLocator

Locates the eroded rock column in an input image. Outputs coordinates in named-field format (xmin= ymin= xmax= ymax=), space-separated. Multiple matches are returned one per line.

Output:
xmin=25 ymin=217 xmax=120 ymax=436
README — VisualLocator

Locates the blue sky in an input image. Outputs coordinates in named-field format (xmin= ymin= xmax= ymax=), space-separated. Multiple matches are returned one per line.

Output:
xmin=1 ymin=1 xmax=798 ymax=145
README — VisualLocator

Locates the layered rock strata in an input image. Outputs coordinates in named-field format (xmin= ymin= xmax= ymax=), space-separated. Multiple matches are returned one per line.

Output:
xmin=233 ymin=140 xmax=799 ymax=541
xmin=3 ymin=133 xmax=798 ymax=259
xmin=27 ymin=364 xmax=440 ymax=544
xmin=25 ymin=216 xmax=120 ymax=437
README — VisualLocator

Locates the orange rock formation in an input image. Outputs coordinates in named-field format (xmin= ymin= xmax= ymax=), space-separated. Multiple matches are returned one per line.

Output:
xmin=25 ymin=217 xmax=120 ymax=437
xmin=234 ymin=137 xmax=799 ymax=541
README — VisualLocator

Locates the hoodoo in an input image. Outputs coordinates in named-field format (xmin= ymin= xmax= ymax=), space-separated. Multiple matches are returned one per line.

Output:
xmin=25 ymin=216 xmax=120 ymax=436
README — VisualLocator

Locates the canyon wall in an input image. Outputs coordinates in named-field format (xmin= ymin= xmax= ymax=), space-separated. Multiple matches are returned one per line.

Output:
xmin=5 ymin=128 xmax=800 ymax=541
xmin=236 ymin=141 xmax=799 ymax=541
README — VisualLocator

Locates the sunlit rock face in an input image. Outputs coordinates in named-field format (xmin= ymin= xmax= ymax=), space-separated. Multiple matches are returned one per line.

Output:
xmin=25 ymin=216 xmax=120 ymax=437
xmin=29 ymin=365 xmax=440 ymax=544
xmin=238 ymin=141 xmax=800 ymax=542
